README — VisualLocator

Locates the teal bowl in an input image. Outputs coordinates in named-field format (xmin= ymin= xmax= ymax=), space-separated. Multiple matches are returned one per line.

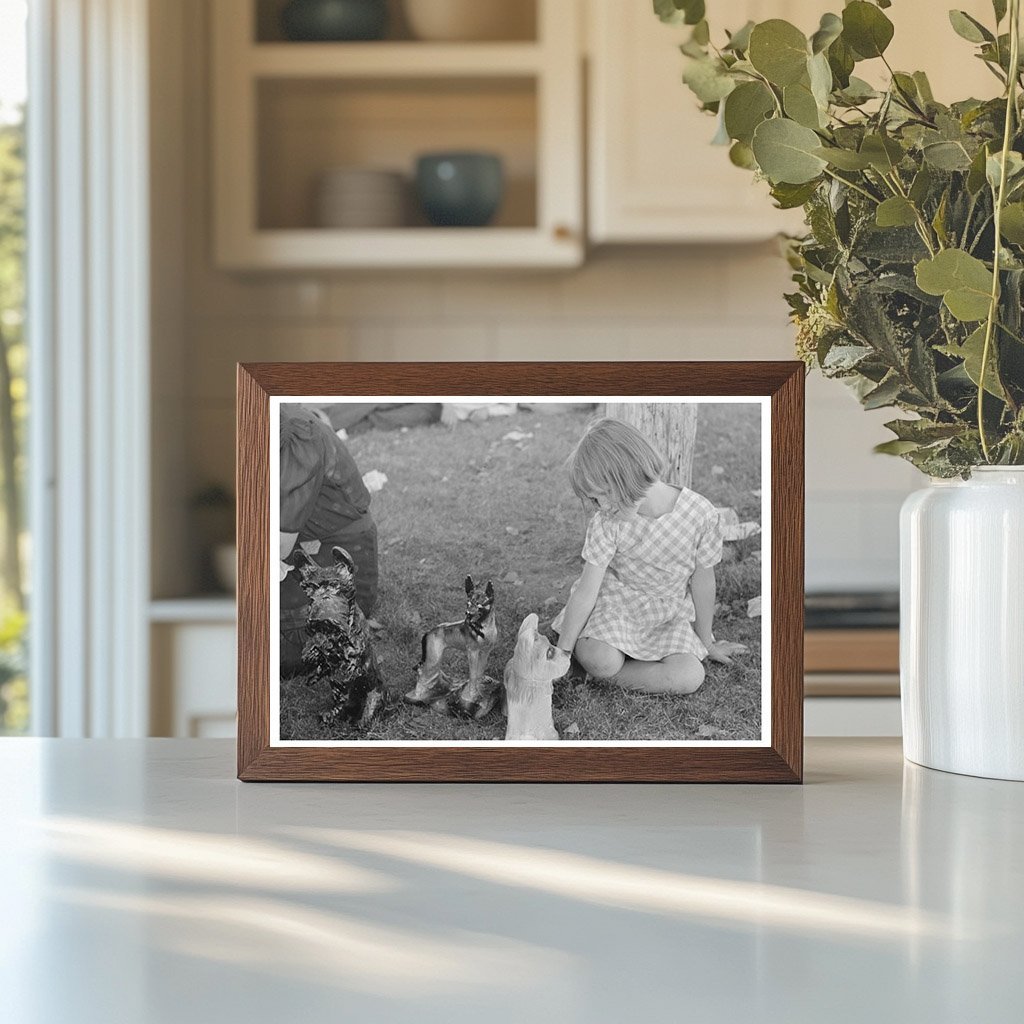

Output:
xmin=415 ymin=153 xmax=505 ymax=228
xmin=281 ymin=0 xmax=388 ymax=42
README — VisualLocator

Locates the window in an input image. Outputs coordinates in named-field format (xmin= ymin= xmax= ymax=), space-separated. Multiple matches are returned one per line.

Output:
xmin=0 ymin=0 xmax=28 ymax=734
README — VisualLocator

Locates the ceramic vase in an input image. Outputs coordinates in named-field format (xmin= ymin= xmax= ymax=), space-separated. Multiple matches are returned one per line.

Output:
xmin=415 ymin=152 xmax=504 ymax=227
xmin=900 ymin=467 xmax=1024 ymax=781
xmin=280 ymin=0 xmax=388 ymax=42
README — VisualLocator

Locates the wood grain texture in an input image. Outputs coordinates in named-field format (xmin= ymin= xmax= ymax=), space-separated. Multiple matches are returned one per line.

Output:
xmin=805 ymin=630 xmax=899 ymax=674
xmin=236 ymin=361 xmax=805 ymax=783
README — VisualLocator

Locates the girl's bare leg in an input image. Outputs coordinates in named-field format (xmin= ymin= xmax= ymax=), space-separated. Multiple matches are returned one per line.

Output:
xmin=575 ymin=639 xmax=705 ymax=696
xmin=612 ymin=653 xmax=705 ymax=695
xmin=574 ymin=637 xmax=625 ymax=679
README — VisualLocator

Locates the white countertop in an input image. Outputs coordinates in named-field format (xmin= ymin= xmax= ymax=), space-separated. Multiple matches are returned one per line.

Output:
xmin=1 ymin=738 xmax=1020 ymax=1023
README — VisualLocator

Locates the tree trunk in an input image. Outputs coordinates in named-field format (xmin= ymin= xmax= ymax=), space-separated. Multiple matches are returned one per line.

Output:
xmin=605 ymin=403 xmax=698 ymax=489
xmin=0 ymin=323 xmax=22 ymax=608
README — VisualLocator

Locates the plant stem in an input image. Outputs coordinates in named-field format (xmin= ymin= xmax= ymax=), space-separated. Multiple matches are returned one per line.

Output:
xmin=884 ymin=171 xmax=939 ymax=255
xmin=978 ymin=0 xmax=1021 ymax=462
xmin=822 ymin=167 xmax=880 ymax=204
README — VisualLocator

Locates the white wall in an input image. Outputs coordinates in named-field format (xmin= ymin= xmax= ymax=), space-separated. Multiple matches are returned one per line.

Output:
xmin=155 ymin=0 xmax=920 ymax=599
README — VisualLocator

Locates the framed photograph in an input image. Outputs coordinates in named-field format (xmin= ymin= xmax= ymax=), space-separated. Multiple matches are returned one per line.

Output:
xmin=237 ymin=362 xmax=803 ymax=782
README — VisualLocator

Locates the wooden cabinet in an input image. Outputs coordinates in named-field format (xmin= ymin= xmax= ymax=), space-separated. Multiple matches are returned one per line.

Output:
xmin=587 ymin=0 xmax=808 ymax=243
xmin=586 ymin=0 xmax=998 ymax=244
xmin=150 ymin=601 xmax=237 ymax=738
xmin=211 ymin=0 xmax=583 ymax=268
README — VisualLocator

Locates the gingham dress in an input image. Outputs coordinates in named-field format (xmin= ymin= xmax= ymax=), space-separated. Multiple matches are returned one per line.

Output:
xmin=553 ymin=488 xmax=723 ymax=661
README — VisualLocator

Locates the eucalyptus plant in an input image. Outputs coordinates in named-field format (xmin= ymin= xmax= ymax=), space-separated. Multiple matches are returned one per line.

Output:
xmin=657 ymin=0 xmax=1024 ymax=476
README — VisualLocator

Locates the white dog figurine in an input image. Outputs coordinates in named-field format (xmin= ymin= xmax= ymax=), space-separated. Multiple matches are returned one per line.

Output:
xmin=504 ymin=614 xmax=571 ymax=741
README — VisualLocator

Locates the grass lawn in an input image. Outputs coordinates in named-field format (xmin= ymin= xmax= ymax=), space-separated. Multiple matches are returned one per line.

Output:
xmin=279 ymin=403 xmax=763 ymax=742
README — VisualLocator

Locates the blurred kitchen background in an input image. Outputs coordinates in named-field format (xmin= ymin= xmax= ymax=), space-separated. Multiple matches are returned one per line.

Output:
xmin=2 ymin=0 xmax=998 ymax=739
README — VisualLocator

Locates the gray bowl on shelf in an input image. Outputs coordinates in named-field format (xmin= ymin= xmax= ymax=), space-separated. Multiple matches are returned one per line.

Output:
xmin=415 ymin=152 xmax=505 ymax=228
xmin=280 ymin=0 xmax=388 ymax=42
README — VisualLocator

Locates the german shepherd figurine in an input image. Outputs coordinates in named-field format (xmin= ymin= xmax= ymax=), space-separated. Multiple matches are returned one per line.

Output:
xmin=405 ymin=576 xmax=498 ymax=716
xmin=296 ymin=546 xmax=384 ymax=730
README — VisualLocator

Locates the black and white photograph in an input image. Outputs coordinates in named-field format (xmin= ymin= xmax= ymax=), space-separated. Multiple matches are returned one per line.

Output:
xmin=270 ymin=397 xmax=769 ymax=745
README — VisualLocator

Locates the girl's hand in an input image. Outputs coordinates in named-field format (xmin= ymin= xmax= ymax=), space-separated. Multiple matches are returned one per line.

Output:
xmin=705 ymin=640 xmax=748 ymax=665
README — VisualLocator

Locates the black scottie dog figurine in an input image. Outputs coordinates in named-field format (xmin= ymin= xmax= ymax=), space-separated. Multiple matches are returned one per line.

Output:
xmin=296 ymin=546 xmax=384 ymax=730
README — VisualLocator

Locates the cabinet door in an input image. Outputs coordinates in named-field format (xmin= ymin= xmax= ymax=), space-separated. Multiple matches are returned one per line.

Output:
xmin=588 ymin=0 xmax=1000 ymax=244
xmin=587 ymin=0 xmax=808 ymax=242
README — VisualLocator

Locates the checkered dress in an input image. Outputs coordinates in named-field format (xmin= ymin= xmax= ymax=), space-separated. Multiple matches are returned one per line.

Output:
xmin=554 ymin=488 xmax=723 ymax=661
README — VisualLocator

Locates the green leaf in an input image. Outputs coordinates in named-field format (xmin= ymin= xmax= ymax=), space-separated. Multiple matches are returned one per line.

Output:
xmin=729 ymin=140 xmax=757 ymax=169
xmin=813 ymin=146 xmax=872 ymax=170
xmin=682 ymin=57 xmax=736 ymax=104
xmin=913 ymin=71 xmax=935 ymax=104
xmin=875 ymin=439 xmax=922 ymax=455
xmin=724 ymin=20 xmax=755 ymax=53
xmin=938 ymin=325 xmax=1006 ymax=398
xmin=810 ymin=12 xmax=843 ymax=54
xmin=837 ymin=76 xmax=879 ymax=104
xmin=860 ymin=133 xmax=904 ymax=173
xmin=842 ymin=1 xmax=895 ymax=59
xmin=891 ymin=72 xmax=923 ymax=110
xmin=885 ymin=418 xmax=963 ymax=443
xmin=723 ymin=81 xmax=775 ymax=144
xmin=862 ymin=374 xmax=903 ymax=409
xmin=653 ymin=0 xmax=705 ymax=26
xmin=909 ymin=164 xmax=933 ymax=205
xmin=876 ymin=197 xmax=918 ymax=228
xmin=923 ymin=140 xmax=972 ymax=171
xmin=932 ymin=190 xmax=950 ymax=246
xmin=770 ymin=180 xmax=820 ymax=209
xmin=827 ymin=36 xmax=855 ymax=89
xmin=967 ymin=144 xmax=991 ymax=194
xmin=915 ymin=249 xmax=994 ymax=322
xmin=807 ymin=51 xmax=833 ymax=110
xmin=751 ymin=118 xmax=828 ymax=184
xmin=748 ymin=20 xmax=809 ymax=86
xmin=1000 ymin=203 xmax=1024 ymax=245
xmin=986 ymin=150 xmax=1024 ymax=191
xmin=784 ymin=80 xmax=824 ymax=129
xmin=948 ymin=10 xmax=994 ymax=44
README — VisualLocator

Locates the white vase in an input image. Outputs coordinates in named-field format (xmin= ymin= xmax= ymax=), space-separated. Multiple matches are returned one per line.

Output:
xmin=900 ymin=467 xmax=1024 ymax=780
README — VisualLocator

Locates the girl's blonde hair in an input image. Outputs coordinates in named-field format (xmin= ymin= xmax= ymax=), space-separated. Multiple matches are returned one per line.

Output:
xmin=567 ymin=417 xmax=665 ymax=512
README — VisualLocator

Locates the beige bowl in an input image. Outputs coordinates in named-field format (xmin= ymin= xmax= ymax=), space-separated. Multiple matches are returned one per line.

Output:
xmin=315 ymin=168 xmax=408 ymax=228
xmin=403 ymin=0 xmax=535 ymax=41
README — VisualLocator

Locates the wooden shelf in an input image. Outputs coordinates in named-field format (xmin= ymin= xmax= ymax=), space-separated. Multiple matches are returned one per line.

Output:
xmin=249 ymin=42 xmax=544 ymax=78
xmin=805 ymin=629 xmax=900 ymax=675
xmin=217 ymin=227 xmax=580 ymax=270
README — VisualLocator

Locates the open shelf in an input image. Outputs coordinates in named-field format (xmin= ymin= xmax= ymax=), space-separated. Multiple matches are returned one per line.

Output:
xmin=212 ymin=0 xmax=582 ymax=268
xmin=257 ymin=76 xmax=538 ymax=232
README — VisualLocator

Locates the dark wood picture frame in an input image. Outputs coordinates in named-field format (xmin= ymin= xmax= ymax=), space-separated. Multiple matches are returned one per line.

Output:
xmin=237 ymin=362 xmax=804 ymax=782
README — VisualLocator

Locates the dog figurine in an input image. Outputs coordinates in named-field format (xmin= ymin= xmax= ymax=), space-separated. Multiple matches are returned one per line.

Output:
xmin=503 ymin=613 xmax=571 ymax=741
xmin=405 ymin=576 xmax=497 ymax=711
xmin=296 ymin=546 xmax=384 ymax=729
